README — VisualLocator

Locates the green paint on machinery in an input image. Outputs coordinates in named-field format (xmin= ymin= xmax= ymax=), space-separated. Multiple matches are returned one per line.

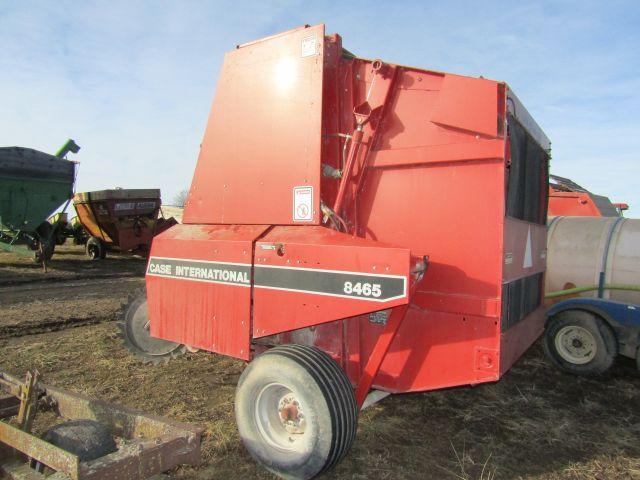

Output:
xmin=0 ymin=139 xmax=80 ymax=262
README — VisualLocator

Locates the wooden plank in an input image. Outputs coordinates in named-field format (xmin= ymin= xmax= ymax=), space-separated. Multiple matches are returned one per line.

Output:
xmin=0 ymin=422 xmax=79 ymax=480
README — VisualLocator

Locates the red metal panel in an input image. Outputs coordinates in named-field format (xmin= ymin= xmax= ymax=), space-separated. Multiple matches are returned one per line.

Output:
xmin=145 ymin=224 xmax=269 ymax=360
xmin=253 ymin=226 xmax=411 ymax=337
xmin=356 ymin=159 xmax=505 ymax=303
xmin=548 ymin=191 xmax=601 ymax=217
xmin=430 ymin=74 xmax=500 ymax=137
xmin=183 ymin=24 xmax=325 ymax=225
xmin=354 ymin=309 xmax=501 ymax=393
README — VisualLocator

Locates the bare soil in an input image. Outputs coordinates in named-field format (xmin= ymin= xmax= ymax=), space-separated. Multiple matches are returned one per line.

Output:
xmin=1 ymin=245 xmax=639 ymax=480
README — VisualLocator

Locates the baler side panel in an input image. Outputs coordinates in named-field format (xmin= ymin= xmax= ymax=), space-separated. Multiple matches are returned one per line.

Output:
xmin=184 ymin=24 xmax=325 ymax=226
xmin=351 ymin=158 xmax=505 ymax=391
xmin=146 ymin=224 xmax=269 ymax=361
xmin=331 ymin=65 xmax=507 ymax=392
xmin=359 ymin=310 xmax=501 ymax=392
xmin=253 ymin=226 xmax=411 ymax=337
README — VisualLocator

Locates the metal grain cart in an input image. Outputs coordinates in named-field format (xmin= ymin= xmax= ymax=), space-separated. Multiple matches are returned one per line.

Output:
xmin=73 ymin=189 xmax=177 ymax=260
xmin=0 ymin=140 xmax=79 ymax=263
xmin=121 ymin=24 xmax=550 ymax=479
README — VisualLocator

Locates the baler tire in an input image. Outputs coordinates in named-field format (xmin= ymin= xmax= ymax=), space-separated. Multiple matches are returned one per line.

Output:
xmin=85 ymin=236 xmax=106 ymax=260
xmin=543 ymin=310 xmax=617 ymax=376
xmin=235 ymin=344 xmax=358 ymax=480
xmin=118 ymin=293 xmax=186 ymax=364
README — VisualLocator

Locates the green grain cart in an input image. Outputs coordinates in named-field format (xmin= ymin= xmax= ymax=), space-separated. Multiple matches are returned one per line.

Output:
xmin=0 ymin=140 xmax=80 ymax=263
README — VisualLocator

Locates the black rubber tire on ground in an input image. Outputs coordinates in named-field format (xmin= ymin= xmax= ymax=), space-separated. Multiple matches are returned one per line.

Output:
xmin=235 ymin=344 xmax=358 ymax=480
xmin=54 ymin=226 xmax=67 ymax=246
xmin=118 ymin=293 xmax=186 ymax=364
xmin=42 ymin=420 xmax=117 ymax=461
xmin=85 ymin=236 xmax=106 ymax=260
xmin=543 ymin=309 xmax=618 ymax=376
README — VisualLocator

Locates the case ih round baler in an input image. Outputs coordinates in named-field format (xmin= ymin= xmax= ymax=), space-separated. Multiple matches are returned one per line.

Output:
xmin=122 ymin=24 xmax=550 ymax=479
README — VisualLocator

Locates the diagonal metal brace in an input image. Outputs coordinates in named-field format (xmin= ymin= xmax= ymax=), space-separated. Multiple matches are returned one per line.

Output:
xmin=355 ymin=257 xmax=428 ymax=408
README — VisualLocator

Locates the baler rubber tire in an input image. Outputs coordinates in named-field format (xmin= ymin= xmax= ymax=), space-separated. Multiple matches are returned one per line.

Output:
xmin=235 ymin=344 xmax=358 ymax=480
xmin=118 ymin=293 xmax=186 ymax=364
xmin=543 ymin=309 xmax=617 ymax=376
xmin=86 ymin=236 xmax=106 ymax=260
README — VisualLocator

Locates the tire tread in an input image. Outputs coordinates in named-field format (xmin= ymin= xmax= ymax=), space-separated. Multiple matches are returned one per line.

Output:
xmin=263 ymin=345 xmax=358 ymax=476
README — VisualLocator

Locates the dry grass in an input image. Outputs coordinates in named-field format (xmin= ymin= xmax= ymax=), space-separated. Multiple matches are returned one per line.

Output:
xmin=1 ymin=246 xmax=639 ymax=479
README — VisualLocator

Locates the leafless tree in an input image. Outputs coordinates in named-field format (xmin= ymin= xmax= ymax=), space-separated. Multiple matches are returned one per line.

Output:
xmin=173 ymin=189 xmax=189 ymax=207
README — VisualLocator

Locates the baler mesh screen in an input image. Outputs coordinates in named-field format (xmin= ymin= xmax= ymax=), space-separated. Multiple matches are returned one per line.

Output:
xmin=501 ymin=272 xmax=543 ymax=332
xmin=506 ymin=115 xmax=549 ymax=224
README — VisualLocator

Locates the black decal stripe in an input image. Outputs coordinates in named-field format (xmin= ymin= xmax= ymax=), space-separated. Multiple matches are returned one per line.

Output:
xmin=147 ymin=257 xmax=407 ymax=302
xmin=254 ymin=266 xmax=406 ymax=302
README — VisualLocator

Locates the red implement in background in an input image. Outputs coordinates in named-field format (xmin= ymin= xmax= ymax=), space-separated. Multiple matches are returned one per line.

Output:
xmin=548 ymin=174 xmax=627 ymax=217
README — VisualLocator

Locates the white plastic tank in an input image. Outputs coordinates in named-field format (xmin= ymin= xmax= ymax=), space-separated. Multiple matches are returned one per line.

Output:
xmin=546 ymin=216 xmax=640 ymax=304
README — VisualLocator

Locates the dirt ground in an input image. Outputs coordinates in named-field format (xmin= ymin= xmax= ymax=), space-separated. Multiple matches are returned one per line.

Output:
xmin=1 ymin=245 xmax=639 ymax=480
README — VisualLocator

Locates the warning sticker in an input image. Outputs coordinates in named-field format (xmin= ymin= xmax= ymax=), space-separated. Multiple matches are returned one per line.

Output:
xmin=293 ymin=186 xmax=313 ymax=222
xmin=301 ymin=35 xmax=317 ymax=57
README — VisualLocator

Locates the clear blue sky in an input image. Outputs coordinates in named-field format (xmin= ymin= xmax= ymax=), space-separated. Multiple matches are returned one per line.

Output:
xmin=1 ymin=1 xmax=638 ymax=215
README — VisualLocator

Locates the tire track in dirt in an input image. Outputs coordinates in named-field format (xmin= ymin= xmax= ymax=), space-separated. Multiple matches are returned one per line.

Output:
xmin=0 ymin=315 xmax=110 ymax=339
xmin=0 ymin=277 xmax=143 ymax=305
xmin=0 ymin=272 xmax=142 ymax=288
xmin=0 ymin=276 xmax=144 ymax=338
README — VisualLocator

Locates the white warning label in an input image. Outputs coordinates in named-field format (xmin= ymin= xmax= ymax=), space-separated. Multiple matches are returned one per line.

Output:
xmin=301 ymin=35 xmax=317 ymax=57
xmin=293 ymin=186 xmax=313 ymax=222
xmin=523 ymin=226 xmax=533 ymax=268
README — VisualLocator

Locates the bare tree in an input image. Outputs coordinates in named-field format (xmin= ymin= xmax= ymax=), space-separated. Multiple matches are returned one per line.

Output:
xmin=173 ymin=189 xmax=189 ymax=207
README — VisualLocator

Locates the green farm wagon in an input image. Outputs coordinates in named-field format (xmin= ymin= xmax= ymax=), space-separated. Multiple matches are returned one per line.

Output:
xmin=0 ymin=140 xmax=79 ymax=264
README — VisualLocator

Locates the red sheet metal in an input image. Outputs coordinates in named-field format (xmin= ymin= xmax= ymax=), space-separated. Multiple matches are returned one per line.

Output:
xmin=145 ymin=224 xmax=269 ymax=360
xmin=183 ymin=24 xmax=325 ymax=225
xmin=548 ymin=191 xmax=602 ymax=217
xmin=430 ymin=74 xmax=500 ymax=137
xmin=253 ymin=226 xmax=411 ymax=337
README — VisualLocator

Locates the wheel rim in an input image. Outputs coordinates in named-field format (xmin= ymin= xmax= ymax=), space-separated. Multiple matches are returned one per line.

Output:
xmin=555 ymin=325 xmax=597 ymax=364
xmin=254 ymin=383 xmax=309 ymax=453
xmin=127 ymin=301 xmax=182 ymax=356
xmin=88 ymin=245 xmax=99 ymax=259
